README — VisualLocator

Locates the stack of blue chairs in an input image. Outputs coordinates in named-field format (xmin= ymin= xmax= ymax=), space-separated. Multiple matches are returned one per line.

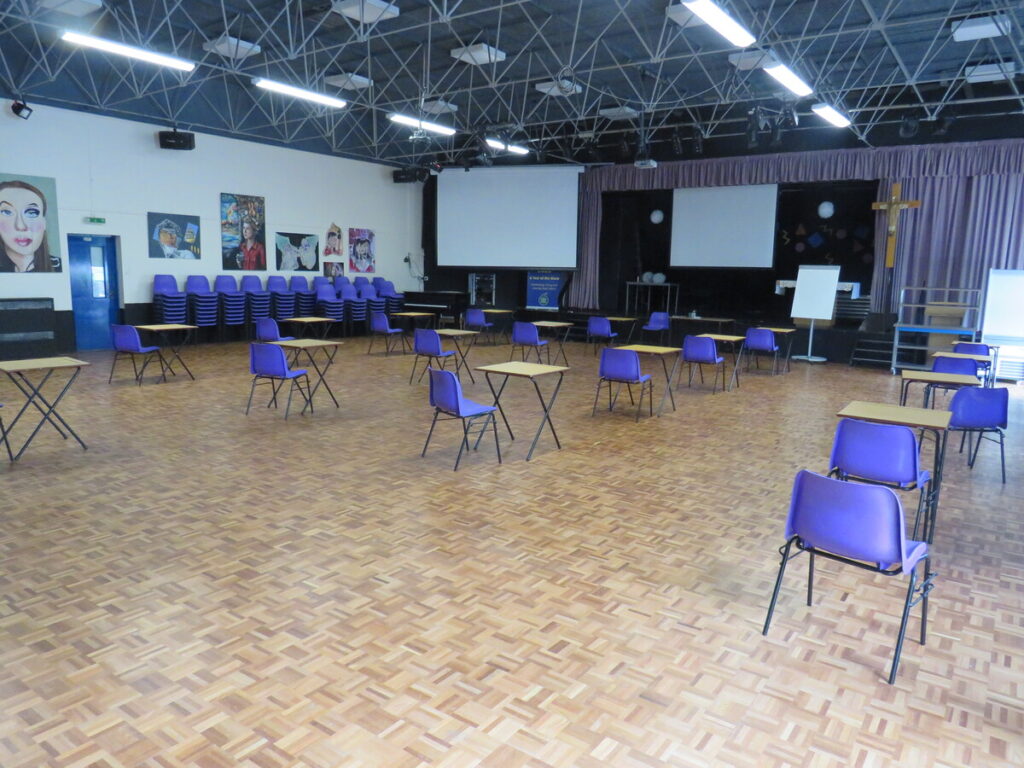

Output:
xmin=353 ymin=276 xmax=370 ymax=291
xmin=333 ymin=275 xmax=351 ymax=294
xmin=240 ymin=275 xmax=272 ymax=328
xmin=214 ymin=275 xmax=247 ymax=332
xmin=153 ymin=274 xmax=187 ymax=323
xmin=311 ymin=276 xmax=333 ymax=295
xmin=185 ymin=275 xmax=219 ymax=330
xmin=379 ymin=280 xmax=405 ymax=313
xmin=267 ymin=276 xmax=296 ymax=321
xmin=340 ymin=283 xmax=368 ymax=335
xmin=372 ymin=277 xmax=387 ymax=292
xmin=316 ymin=284 xmax=345 ymax=331
xmin=359 ymin=284 xmax=387 ymax=316
xmin=289 ymin=276 xmax=317 ymax=316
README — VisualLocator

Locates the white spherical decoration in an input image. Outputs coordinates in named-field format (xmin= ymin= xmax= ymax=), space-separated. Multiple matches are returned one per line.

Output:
xmin=653 ymin=272 xmax=666 ymax=284
xmin=650 ymin=209 xmax=665 ymax=224
xmin=642 ymin=271 xmax=654 ymax=283
xmin=818 ymin=201 xmax=835 ymax=219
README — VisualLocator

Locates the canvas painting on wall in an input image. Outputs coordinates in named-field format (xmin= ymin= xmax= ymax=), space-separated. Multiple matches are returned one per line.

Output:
xmin=275 ymin=232 xmax=319 ymax=271
xmin=323 ymin=261 xmax=344 ymax=278
xmin=147 ymin=212 xmax=200 ymax=259
xmin=221 ymin=192 xmax=266 ymax=270
xmin=0 ymin=172 xmax=63 ymax=273
xmin=348 ymin=227 xmax=375 ymax=273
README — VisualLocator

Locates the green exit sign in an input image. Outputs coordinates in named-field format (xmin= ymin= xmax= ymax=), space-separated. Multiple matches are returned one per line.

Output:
xmin=84 ymin=216 xmax=106 ymax=224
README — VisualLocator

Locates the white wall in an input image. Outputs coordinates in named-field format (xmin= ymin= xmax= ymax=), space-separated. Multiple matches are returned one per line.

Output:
xmin=0 ymin=104 xmax=422 ymax=311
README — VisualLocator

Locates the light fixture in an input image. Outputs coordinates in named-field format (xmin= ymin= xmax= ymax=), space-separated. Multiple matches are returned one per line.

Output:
xmin=325 ymin=72 xmax=373 ymax=90
xmin=951 ymin=14 xmax=1010 ymax=43
xmin=811 ymin=103 xmax=851 ymax=127
xmin=421 ymin=99 xmax=458 ymax=114
xmin=680 ymin=0 xmax=755 ymax=47
xmin=253 ymin=78 xmax=347 ymax=108
xmin=728 ymin=50 xmax=775 ymax=70
xmin=932 ymin=115 xmax=955 ymax=137
xmin=535 ymin=79 xmax=583 ymax=96
xmin=599 ymin=105 xmax=639 ymax=120
xmin=388 ymin=113 xmax=456 ymax=136
xmin=899 ymin=116 xmax=920 ymax=139
xmin=450 ymin=43 xmax=506 ymax=66
xmin=964 ymin=61 xmax=1018 ymax=83
xmin=61 ymin=30 xmax=195 ymax=72
xmin=202 ymin=34 xmax=261 ymax=60
xmin=763 ymin=63 xmax=813 ymax=96
xmin=331 ymin=0 xmax=399 ymax=24
xmin=11 ymin=101 xmax=32 ymax=120
xmin=485 ymin=138 xmax=529 ymax=155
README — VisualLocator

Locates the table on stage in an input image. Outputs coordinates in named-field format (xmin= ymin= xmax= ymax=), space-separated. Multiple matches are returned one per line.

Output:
xmin=482 ymin=309 xmax=514 ymax=342
xmin=900 ymin=370 xmax=980 ymax=408
xmin=475 ymin=361 xmax=569 ymax=461
xmin=0 ymin=356 xmax=90 ymax=461
xmin=281 ymin=316 xmax=334 ymax=339
xmin=932 ymin=350 xmax=995 ymax=386
xmin=531 ymin=320 xmax=573 ymax=366
xmin=672 ymin=315 xmax=735 ymax=334
xmin=606 ymin=316 xmax=637 ymax=343
xmin=615 ymin=344 xmax=682 ymax=416
xmin=134 ymin=323 xmax=198 ymax=380
xmin=270 ymin=338 xmax=341 ymax=412
xmin=435 ymin=328 xmax=479 ymax=383
xmin=697 ymin=333 xmax=746 ymax=390
xmin=837 ymin=401 xmax=951 ymax=544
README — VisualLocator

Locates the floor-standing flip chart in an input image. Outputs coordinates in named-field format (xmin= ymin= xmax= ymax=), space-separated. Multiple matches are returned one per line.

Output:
xmin=790 ymin=265 xmax=841 ymax=362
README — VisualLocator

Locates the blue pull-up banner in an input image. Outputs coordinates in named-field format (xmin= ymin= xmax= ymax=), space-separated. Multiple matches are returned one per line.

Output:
xmin=526 ymin=270 xmax=564 ymax=310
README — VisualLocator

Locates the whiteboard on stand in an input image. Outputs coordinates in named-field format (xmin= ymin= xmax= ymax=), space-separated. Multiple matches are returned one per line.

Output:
xmin=791 ymin=265 xmax=841 ymax=320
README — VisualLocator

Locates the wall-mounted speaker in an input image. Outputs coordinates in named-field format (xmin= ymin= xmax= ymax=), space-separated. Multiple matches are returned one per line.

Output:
xmin=158 ymin=130 xmax=195 ymax=150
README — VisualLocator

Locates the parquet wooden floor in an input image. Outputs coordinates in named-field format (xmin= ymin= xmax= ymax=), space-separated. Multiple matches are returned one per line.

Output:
xmin=1 ymin=338 xmax=1021 ymax=768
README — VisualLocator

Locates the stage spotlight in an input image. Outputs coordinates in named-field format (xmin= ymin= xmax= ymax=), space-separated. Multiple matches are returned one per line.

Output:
xmin=671 ymin=130 xmax=684 ymax=156
xmin=11 ymin=101 xmax=32 ymax=119
xmin=619 ymin=136 xmax=631 ymax=158
xmin=899 ymin=115 xmax=920 ymax=138
xmin=693 ymin=128 xmax=704 ymax=155
xmin=770 ymin=118 xmax=783 ymax=147
xmin=933 ymin=115 xmax=955 ymax=137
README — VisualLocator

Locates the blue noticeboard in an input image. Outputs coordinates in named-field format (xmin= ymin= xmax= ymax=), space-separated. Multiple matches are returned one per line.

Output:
xmin=526 ymin=271 xmax=565 ymax=310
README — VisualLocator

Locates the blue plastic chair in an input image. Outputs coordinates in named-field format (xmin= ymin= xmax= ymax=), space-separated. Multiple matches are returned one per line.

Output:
xmin=289 ymin=276 xmax=317 ymax=316
xmin=681 ymin=335 xmax=726 ymax=393
xmin=928 ymin=355 xmax=981 ymax=406
xmin=592 ymin=347 xmax=652 ymax=421
xmin=642 ymin=311 xmax=670 ymax=344
xmin=240 ymin=275 xmax=272 ymax=326
xmin=266 ymin=275 xmax=297 ymax=320
xmin=953 ymin=342 xmax=992 ymax=381
xmin=510 ymin=321 xmax=549 ymax=363
xmin=245 ymin=343 xmax=312 ymax=419
xmin=762 ymin=470 xmax=933 ymax=684
xmin=829 ymin=418 xmax=932 ymax=539
xmin=109 ymin=324 xmax=168 ymax=386
xmin=255 ymin=317 xmax=294 ymax=342
xmin=744 ymin=328 xmax=780 ymax=374
xmin=465 ymin=308 xmax=496 ymax=345
xmin=586 ymin=316 xmax=618 ymax=355
xmin=368 ymin=311 xmax=407 ymax=355
xmin=948 ymin=387 xmax=1009 ymax=484
xmin=340 ymin=284 xmax=368 ymax=335
xmin=410 ymin=328 xmax=456 ymax=384
xmin=316 ymin=284 xmax=345 ymax=325
xmin=153 ymin=274 xmax=187 ymax=324
xmin=422 ymin=367 xmax=501 ymax=471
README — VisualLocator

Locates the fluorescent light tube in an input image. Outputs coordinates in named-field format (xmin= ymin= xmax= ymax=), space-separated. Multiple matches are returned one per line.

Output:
xmin=253 ymin=78 xmax=347 ymax=108
xmin=763 ymin=63 xmax=813 ymax=96
xmin=811 ymin=103 xmax=851 ymax=128
xmin=61 ymin=30 xmax=195 ymax=71
xmin=388 ymin=113 xmax=456 ymax=136
xmin=682 ymin=0 xmax=756 ymax=48
xmin=485 ymin=138 xmax=529 ymax=155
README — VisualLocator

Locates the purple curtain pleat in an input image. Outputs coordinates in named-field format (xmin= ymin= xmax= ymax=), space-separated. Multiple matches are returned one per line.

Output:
xmin=572 ymin=138 xmax=1024 ymax=311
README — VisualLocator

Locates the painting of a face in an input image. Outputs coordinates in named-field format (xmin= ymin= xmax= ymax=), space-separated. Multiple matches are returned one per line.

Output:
xmin=356 ymin=240 xmax=369 ymax=258
xmin=0 ymin=185 xmax=46 ymax=258
xmin=243 ymin=221 xmax=255 ymax=241
xmin=158 ymin=229 xmax=178 ymax=247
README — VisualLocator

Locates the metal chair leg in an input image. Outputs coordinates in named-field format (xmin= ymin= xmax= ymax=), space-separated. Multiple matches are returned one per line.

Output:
xmin=888 ymin=567 xmax=918 ymax=684
xmin=762 ymin=538 xmax=796 ymax=635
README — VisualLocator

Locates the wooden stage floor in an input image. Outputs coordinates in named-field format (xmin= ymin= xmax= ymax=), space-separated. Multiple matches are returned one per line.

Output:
xmin=1 ymin=339 xmax=1021 ymax=768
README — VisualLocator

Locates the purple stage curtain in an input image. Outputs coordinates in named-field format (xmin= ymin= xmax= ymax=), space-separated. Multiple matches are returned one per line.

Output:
xmin=568 ymin=139 xmax=1024 ymax=311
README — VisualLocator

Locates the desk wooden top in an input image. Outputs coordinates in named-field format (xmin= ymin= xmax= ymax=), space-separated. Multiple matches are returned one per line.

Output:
xmin=0 ymin=356 xmax=90 ymax=373
xmin=391 ymin=311 xmax=434 ymax=318
xmin=482 ymin=308 xmax=514 ymax=314
xmin=605 ymin=316 xmax=635 ymax=322
xmin=270 ymin=339 xmax=341 ymax=350
xmin=281 ymin=316 xmax=332 ymax=324
xmin=758 ymin=326 xmax=797 ymax=334
xmin=901 ymin=370 xmax=981 ymax=386
xmin=436 ymin=328 xmax=479 ymax=337
xmin=672 ymin=315 xmax=734 ymax=323
xmin=134 ymin=323 xmax=198 ymax=332
xmin=697 ymin=333 xmax=746 ymax=343
xmin=532 ymin=320 xmax=573 ymax=328
xmin=616 ymin=343 xmax=682 ymax=355
xmin=933 ymin=351 xmax=993 ymax=363
xmin=476 ymin=361 xmax=569 ymax=378
xmin=838 ymin=400 xmax=951 ymax=431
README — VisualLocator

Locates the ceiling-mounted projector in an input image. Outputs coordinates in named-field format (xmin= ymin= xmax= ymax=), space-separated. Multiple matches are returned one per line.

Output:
xmin=634 ymin=157 xmax=658 ymax=169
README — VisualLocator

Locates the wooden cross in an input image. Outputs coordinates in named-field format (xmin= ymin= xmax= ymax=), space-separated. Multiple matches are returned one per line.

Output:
xmin=872 ymin=182 xmax=921 ymax=269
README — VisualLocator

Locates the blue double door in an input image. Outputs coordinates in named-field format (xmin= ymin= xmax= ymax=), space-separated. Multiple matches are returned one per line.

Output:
xmin=68 ymin=234 xmax=120 ymax=350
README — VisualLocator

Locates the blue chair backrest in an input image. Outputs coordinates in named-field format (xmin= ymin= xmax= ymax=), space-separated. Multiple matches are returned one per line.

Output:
xmin=250 ymin=343 xmax=289 ymax=377
xmin=185 ymin=275 xmax=211 ymax=293
xmin=111 ymin=324 xmax=143 ymax=352
xmin=428 ymin=367 xmax=467 ymax=415
xmin=358 ymin=285 xmax=378 ymax=299
xmin=382 ymin=280 xmax=399 ymax=295
xmin=512 ymin=321 xmax=540 ymax=345
xmin=949 ymin=387 xmax=1008 ymax=429
xmin=214 ymin=275 xmax=238 ymax=292
xmin=932 ymin=356 xmax=978 ymax=376
xmin=353 ymin=276 xmax=369 ymax=288
xmin=953 ymin=342 xmax=991 ymax=356
xmin=370 ymin=311 xmax=391 ymax=332
xmin=312 ymin=276 xmax=331 ymax=291
xmin=240 ymin=275 xmax=264 ymax=292
xmin=334 ymin=276 xmax=351 ymax=291
xmin=372 ymin=277 xmax=386 ymax=290
xmin=255 ymin=318 xmax=283 ymax=341
xmin=786 ymin=470 xmax=909 ymax=568
xmin=683 ymin=335 xmax=717 ymax=363
xmin=153 ymin=274 xmax=178 ymax=294
xmin=745 ymin=328 xmax=777 ymax=351
xmin=466 ymin=308 xmax=486 ymax=326
xmin=599 ymin=347 xmax=641 ymax=381
xmin=414 ymin=328 xmax=443 ymax=355
xmin=829 ymin=418 xmax=922 ymax=486
xmin=316 ymin=284 xmax=337 ymax=302
xmin=289 ymin=276 xmax=310 ymax=292
xmin=588 ymin=316 xmax=611 ymax=336
xmin=340 ymin=284 xmax=359 ymax=300
xmin=647 ymin=311 xmax=669 ymax=330
xmin=267 ymin=275 xmax=289 ymax=293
